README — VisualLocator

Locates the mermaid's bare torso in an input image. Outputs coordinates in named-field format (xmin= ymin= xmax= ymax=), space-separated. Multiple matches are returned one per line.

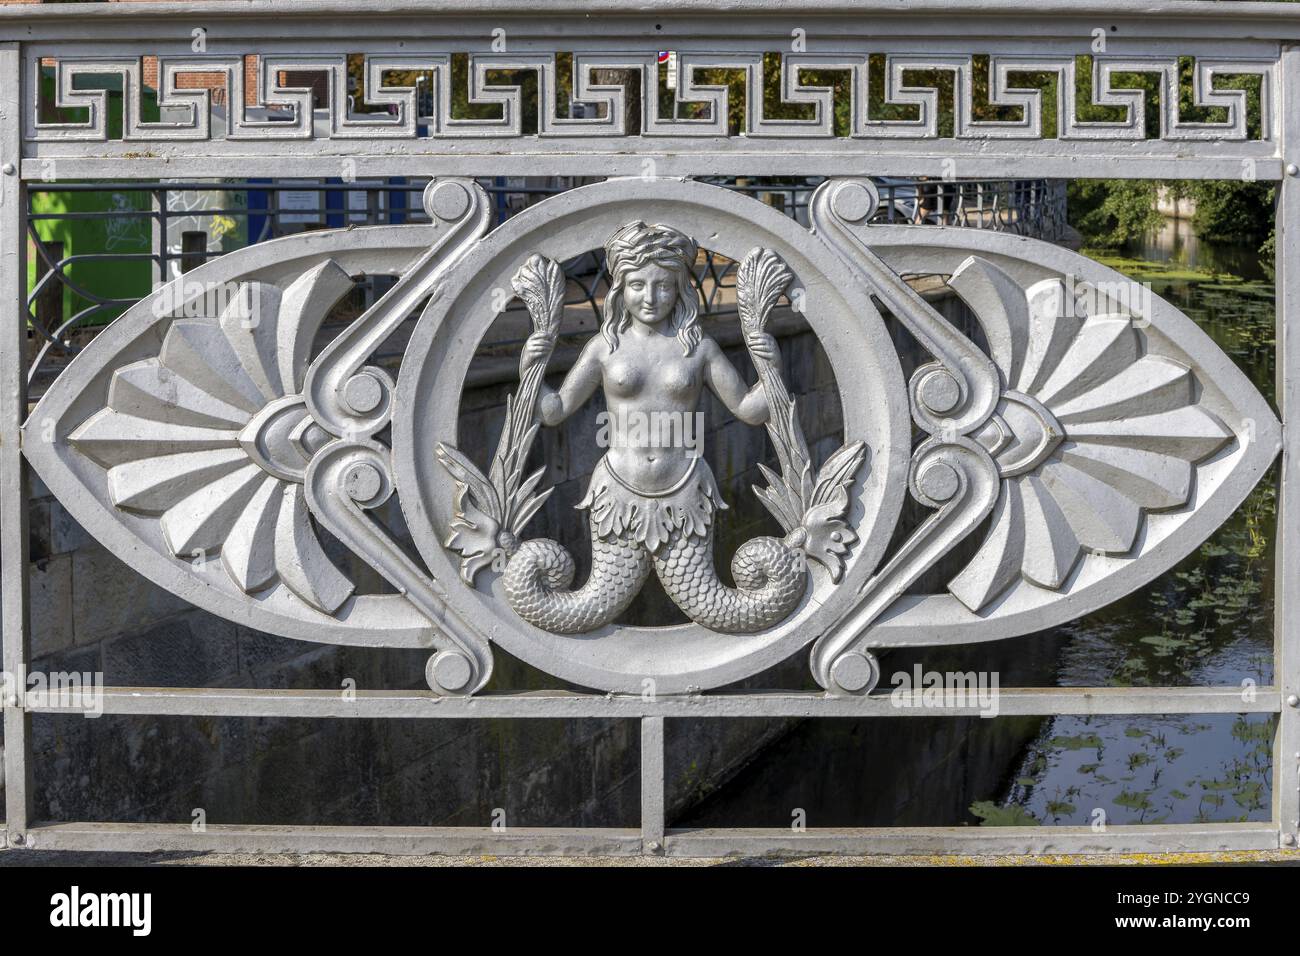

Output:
xmin=601 ymin=329 xmax=703 ymax=493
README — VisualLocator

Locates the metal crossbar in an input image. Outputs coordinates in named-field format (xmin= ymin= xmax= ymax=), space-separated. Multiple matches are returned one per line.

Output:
xmin=1 ymin=0 xmax=1298 ymax=858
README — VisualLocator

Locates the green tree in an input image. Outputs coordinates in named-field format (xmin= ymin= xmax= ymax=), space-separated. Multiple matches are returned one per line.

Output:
xmin=1068 ymin=180 xmax=1162 ymax=249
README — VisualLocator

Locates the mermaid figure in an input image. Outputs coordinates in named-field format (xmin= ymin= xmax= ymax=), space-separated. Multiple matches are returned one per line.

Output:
xmin=436 ymin=221 xmax=866 ymax=635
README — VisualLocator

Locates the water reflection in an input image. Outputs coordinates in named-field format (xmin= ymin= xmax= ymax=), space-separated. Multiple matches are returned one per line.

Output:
xmin=1133 ymin=215 xmax=1271 ymax=282
xmin=992 ymin=713 xmax=1272 ymax=826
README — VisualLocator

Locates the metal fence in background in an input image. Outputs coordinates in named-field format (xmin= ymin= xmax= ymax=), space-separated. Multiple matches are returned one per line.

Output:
xmin=21 ymin=175 xmax=1069 ymax=392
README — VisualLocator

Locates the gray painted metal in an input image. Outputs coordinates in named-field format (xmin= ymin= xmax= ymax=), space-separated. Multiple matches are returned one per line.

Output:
xmin=2 ymin=2 xmax=1291 ymax=181
xmin=2 ymin=0 xmax=1299 ymax=857
xmin=641 ymin=716 xmax=665 ymax=852
xmin=663 ymin=823 xmax=1280 ymax=858
xmin=1273 ymin=43 xmax=1300 ymax=849
xmin=1 ymin=41 xmax=32 ymax=847
xmin=13 ymin=821 xmax=1278 ymax=858
xmin=23 ymin=823 xmax=645 ymax=857
xmin=395 ymin=178 xmax=909 ymax=693
xmin=21 ymin=686 xmax=1282 ymax=719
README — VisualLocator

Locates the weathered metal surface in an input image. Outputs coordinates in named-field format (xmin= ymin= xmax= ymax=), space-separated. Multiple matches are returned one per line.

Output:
xmin=22 ymin=685 xmax=1283 ymax=719
xmin=13 ymin=821 xmax=1278 ymax=858
xmin=21 ymin=822 xmax=646 ymax=857
xmin=641 ymin=716 xmax=665 ymax=851
xmin=663 ymin=823 xmax=1280 ymax=858
xmin=2 ymin=0 xmax=1299 ymax=856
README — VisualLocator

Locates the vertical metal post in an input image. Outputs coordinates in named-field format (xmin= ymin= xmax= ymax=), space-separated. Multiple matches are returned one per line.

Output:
xmin=0 ymin=41 xmax=32 ymax=846
xmin=640 ymin=716 xmax=665 ymax=853
xmin=154 ymin=186 xmax=169 ymax=287
xmin=1274 ymin=45 xmax=1300 ymax=851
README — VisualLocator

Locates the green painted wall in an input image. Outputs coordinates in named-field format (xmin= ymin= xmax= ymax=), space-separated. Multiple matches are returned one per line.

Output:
xmin=27 ymin=67 xmax=157 ymax=327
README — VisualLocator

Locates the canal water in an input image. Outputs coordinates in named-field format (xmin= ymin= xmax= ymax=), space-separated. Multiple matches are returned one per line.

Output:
xmin=994 ymin=227 xmax=1277 ymax=828
xmin=676 ymin=221 xmax=1279 ymax=829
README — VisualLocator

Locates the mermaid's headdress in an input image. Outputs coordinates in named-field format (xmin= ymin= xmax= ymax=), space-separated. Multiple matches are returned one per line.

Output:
xmin=604 ymin=221 xmax=697 ymax=278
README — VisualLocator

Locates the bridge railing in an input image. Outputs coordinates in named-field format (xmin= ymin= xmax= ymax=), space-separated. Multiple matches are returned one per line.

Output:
xmin=0 ymin=0 xmax=1297 ymax=859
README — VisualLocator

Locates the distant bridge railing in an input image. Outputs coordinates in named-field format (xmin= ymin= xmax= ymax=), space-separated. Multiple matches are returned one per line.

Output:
xmin=22 ymin=175 xmax=1069 ymax=390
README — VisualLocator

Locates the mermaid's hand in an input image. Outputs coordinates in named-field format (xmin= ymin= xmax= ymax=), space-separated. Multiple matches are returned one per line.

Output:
xmin=522 ymin=331 xmax=553 ymax=371
xmin=746 ymin=331 xmax=778 ymax=364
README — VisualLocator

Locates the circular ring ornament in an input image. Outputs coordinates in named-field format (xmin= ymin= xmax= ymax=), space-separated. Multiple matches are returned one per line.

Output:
xmin=393 ymin=178 xmax=910 ymax=693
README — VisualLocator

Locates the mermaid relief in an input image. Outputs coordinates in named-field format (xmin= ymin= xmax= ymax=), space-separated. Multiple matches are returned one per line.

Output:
xmin=436 ymin=221 xmax=867 ymax=635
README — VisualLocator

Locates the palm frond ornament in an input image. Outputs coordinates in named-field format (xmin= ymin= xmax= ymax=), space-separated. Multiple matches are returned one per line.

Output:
xmin=437 ymin=254 xmax=563 ymax=583
xmin=736 ymin=248 xmax=867 ymax=581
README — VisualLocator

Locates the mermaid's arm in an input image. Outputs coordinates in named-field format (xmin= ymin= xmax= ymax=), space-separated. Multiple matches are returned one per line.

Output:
xmin=536 ymin=336 xmax=606 ymax=425
xmin=703 ymin=337 xmax=770 ymax=425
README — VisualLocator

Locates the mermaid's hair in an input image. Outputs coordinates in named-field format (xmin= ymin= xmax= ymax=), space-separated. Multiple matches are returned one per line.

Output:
xmin=601 ymin=220 xmax=702 ymax=356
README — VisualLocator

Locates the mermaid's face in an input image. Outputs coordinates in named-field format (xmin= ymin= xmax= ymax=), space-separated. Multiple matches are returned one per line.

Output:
xmin=623 ymin=262 xmax=678 ymax=327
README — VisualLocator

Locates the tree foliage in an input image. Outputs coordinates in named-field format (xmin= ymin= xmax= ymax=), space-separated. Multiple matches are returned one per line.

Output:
xmin=1068 ymin=180 xmax=1163 ymax=249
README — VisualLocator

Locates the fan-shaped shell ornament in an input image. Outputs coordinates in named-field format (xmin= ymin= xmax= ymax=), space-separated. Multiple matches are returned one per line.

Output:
xmin=945 ymin=257 xmax=1234 ymax=611
xmin=69 ymin=269 xmax=353 ymax=613
xmin=802 ymin=189 xmax=1278 ymax=693
xmin=23 ymin=220 xmax=464 ymax=658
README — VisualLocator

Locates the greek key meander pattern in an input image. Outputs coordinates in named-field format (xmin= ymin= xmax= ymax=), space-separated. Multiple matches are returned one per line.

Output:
xmin=25 ymin=52 xmax=1272 ymax=143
